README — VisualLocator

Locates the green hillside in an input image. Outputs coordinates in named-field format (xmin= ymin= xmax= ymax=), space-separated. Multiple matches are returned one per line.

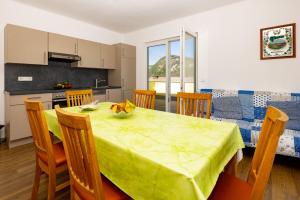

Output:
xmin=149 ymin=55 xmax=194 ymax=77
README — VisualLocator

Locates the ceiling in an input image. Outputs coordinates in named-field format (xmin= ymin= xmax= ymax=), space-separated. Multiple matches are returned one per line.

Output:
xmin=13 ymin=0 xmax=243 ymax=33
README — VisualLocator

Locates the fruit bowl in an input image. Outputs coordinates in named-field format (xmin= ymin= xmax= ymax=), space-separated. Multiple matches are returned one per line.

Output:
xmin=111 ymin=100 xmax=136 ymax=118
xmin=112 ymin=110 xmax=134 ymax=118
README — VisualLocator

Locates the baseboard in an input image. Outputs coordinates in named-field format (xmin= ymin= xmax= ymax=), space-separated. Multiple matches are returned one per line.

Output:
xmin=9 ymin=137 xmax=33 ymax=148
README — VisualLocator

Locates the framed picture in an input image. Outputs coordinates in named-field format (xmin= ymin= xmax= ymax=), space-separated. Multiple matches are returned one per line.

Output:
xmin=260 ymin=23 xmax=296 ymax=60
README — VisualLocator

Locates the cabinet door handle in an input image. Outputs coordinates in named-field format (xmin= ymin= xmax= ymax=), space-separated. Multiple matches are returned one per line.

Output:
xmin=44 ymin=52 xmax=47 ymax=64
xmin=28 ymin=97 xmax=41 ymax=100
xmin=75 ymin=44 xmax=77 ymax=54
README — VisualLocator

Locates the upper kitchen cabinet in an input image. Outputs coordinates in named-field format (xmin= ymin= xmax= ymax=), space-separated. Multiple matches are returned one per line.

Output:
xmin=49 ymin=33 xmax=78 ymax=55
xmin=77 ymin=39 xmax=101 ymax=68
xmin=4 ymin=24 xmax=48 ymax=65
xmin=121 ymin=43 xmax=136 ymax=59
xmin=101 ymin=44 xmax=116 ymax=69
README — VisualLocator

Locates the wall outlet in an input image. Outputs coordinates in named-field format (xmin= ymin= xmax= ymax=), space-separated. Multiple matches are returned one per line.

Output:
xmin=18 ymin=76 xmax=33 ymax=81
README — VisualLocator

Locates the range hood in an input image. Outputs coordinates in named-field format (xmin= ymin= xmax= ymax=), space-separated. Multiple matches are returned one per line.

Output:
xmin=48 ymin=52 xmax=81 ymax=63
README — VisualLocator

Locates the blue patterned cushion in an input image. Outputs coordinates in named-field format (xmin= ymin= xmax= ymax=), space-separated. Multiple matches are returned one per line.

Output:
xmin=239 ymin=93 xmax=254 ymax=120
xmin=267 ymin=101 xmax=300 ymax=131
xmin=295 ymin=137 xmax=300 ymax=153
xmin=213 ymin=97 xmax=243 ymax=119
xmin=240 ymin=128 xmax=251 ymax=143
xmin=267 ymin=101 xmax=300 ymax=119
xmin=254 ymin=107 xmax=266 ymax=120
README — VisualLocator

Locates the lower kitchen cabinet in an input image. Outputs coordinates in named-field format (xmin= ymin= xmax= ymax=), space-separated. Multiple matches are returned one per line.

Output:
xmin=5 ymin=92 xmax=52 ymax=148
xmin=106 ymin=88 xmax=122 ymax=103
xmin=123 ymin=89 xmax=133 ymax=101
xmin=94 ymin=94 xmax=106 ymax=102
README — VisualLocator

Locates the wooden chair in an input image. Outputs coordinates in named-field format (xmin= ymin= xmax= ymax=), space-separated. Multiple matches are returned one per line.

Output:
xmin=208 ymin=106 xmax=289 ymax=200
xmin=24 ymin=100 xmax=69 ymax=200
xmin=65 ymin=89 xmax=94 ymax=107
xmin=132 ymin=89 xmax=156 ymax=109
xmin=55 ymin=105 xmax=129 ymax=200
xmin=176 ymin=92 xmax=212 ymax=119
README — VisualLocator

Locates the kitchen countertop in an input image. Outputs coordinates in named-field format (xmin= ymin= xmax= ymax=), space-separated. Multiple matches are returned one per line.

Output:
xmin=6 ymin=86 xmax=122 ymax=95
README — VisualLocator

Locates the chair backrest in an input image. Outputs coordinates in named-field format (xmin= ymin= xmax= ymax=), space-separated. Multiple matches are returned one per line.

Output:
xmin=65 ymin=89 xmax=94 ymax=107
xmin=133 ymin=89 xmax=156 ymax=109
xmin=248 ymin=106 xmax=288 ymax=200
xmin=24 ymin=99 xmax=55 ymax=167
xmin=176 ymin=92 xmax=212 ymax=119
xmin=55 ymin=106 xmax=105 ymax=200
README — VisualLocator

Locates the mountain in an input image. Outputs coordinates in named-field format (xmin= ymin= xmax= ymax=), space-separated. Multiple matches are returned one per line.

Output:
xmin=149 ymin=55 xmax=194 ymax=77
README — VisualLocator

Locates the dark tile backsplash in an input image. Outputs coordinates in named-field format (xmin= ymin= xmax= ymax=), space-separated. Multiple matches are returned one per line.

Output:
xmin=5 ymin=61 xmax=108 ymax=91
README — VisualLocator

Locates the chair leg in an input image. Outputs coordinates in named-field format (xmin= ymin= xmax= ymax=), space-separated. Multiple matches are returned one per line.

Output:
xmin=47 ymin=172 xmax=56 ymax=200
xmin=70 ymin=186 xmax=75 ymax=200
xmin=31 ymin=159 xmax=42 ymax=200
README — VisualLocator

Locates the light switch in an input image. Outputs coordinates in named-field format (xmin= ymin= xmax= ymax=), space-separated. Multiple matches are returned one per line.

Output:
xmin=18 ymin=76 xmax=33 ymax=81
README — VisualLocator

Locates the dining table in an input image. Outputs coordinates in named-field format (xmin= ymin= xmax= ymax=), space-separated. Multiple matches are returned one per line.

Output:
xmin=44 ymin=102 xmax=245 ymax=200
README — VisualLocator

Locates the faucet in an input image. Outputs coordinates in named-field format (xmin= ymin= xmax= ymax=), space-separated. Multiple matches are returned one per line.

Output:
xmin=95 ymin=78 xmax=106 ymax=88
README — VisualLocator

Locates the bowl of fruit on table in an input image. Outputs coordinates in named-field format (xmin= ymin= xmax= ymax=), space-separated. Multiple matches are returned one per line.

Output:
xmin=110 ymin=100 xmax=136 ymax=118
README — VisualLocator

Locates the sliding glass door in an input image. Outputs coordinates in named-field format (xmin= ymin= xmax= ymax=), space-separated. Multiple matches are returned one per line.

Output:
xmin=148 ymin=44 xmax=167 ymax=111
xmin=168 ymin=39 xmax=181 ymax=113
xmin=147 ymin=29 xmax=197 ymax=112
xmin=181 ymin=30 xmax=197 ymax=94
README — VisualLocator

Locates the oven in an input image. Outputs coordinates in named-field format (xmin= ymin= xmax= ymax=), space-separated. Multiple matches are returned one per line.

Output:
xmin=52 ymin=92 xmax=68 ymax=108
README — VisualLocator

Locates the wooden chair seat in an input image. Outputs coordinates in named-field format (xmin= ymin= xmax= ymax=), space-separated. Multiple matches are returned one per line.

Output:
xmin=37 ymin=142 xmax=66 ymax=167
xmin=74 ymin=175 xmax=129 ymax=200
xmin=208 ymin=172 xmax=252 ymax=200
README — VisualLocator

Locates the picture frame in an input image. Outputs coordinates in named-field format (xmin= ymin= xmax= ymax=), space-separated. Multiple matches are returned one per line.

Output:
xmin=260 ymin=23 xmax=296 ymax=60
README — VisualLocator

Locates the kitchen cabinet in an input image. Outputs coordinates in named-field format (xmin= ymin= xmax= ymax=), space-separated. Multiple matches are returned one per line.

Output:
xmin=4 ymin=24 xmax=48 ymax=65
xmin=5 ymin=92 xmax=52 ymax=148
xmin=108 ymin=43 xmax=136 ymax=101
xmin=101 ymin=44 xmax=116 ymax=69
xmin=49 ymin=33 xmax=78 ymax=55
xmin=121 ymin=58 xmax=136 ymax=90
xmin=121 ymin=43 xmax=136 ymax=59
xmin=123 ymin=89 xmax=133 ymax=101
xmin=106 ymin=89 xmax=122 ymax=103
xmin=94 ymin=94 xmax=106 ymax=102
xmin=77 ymin=39 xmax=101 ymax=68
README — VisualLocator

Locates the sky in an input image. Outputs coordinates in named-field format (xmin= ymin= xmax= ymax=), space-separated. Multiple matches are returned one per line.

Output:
xmin=148 ymin=39 xmax=195 ymax=65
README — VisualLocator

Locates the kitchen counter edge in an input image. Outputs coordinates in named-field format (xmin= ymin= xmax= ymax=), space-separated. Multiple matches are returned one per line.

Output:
xmin=5 ymin=86 xmax=122 ymax=96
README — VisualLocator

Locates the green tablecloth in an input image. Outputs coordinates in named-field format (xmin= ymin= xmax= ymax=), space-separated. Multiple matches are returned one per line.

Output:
xmin=44 ymin=102 xmax=244 ymax=200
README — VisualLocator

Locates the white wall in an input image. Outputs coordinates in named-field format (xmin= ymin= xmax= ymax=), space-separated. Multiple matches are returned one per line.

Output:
xmin=0 ymin=0 xmax=124 ymax=124
xmin=124 ymin=0 xmax=300 ymax=94
xmin=1 ymin=0 xmax=300 ymax=124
